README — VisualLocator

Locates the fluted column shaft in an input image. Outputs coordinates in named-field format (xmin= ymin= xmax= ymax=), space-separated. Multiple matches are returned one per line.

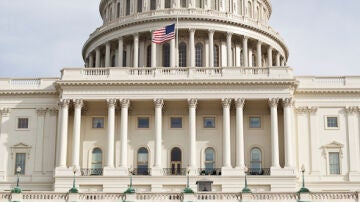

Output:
xmin=118 ymin=37 xmax=124 ymax=67
xmin=257 ymin=41 xmax=262 ymax=67
xmin=208 ymin=30 xmax=214 ymax=67
xmin=105 ymin=42 xmax=111 ymax=67
xmin=170 ymin=38 xmax=176 ymax=67
xmin=242 ymin=37 xmax=248 ymax=67
xmin=106 ymin=99 xmax=116 ymax=168
xmin=188 ymin=99 xmax=197 ymax=168
xmin=120 ymin=99 xmax=130 ymax=168
xmin=59 ymin=99 xmax=70 ymax=168
xmin=222 ymin=98 xmax=232 ymax=168
xmin=227 ymin=33 xmax=232 ymax=67
xmin=133 ymin=34 xmax=139 ymax=68
xmin=267 ymin=47 xmax=273 ymax=67
xmin=269 ymin=98 xmax=280 ymax=168
xmin=72 ymin=99 xmax=83 ymax=168
xmin=276 ymin=52 xmax=281 ymax=67
xmin=189 ymin=29 xmax=195 ymax=67
xmin=235 ymin=98 xmax=245 ymax=169
xmin=283 ymin=98 xmax=295 ymax=167
xmin=154 ymin=99 xmax=164 ymax=167
xmin=95 ymin=48 xmax=101 ymax=67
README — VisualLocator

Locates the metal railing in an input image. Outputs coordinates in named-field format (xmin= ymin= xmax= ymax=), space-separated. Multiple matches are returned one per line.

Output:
xmin=198 ymin=168 xmax=222 ymax=176
xmin=247 ymin=168 xmax=270 ymax=176
xmin=130 ymin=168 xmax=151 ymax=176
xmin=162 ymin=168 xmax=187 ymax=176
xmin=80 ymin=168 xmax=103 ymax=176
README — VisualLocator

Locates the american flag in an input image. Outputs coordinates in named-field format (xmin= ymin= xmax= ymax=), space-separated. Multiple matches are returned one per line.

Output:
xmin=152 ymin=24 xmax=176 ymax=44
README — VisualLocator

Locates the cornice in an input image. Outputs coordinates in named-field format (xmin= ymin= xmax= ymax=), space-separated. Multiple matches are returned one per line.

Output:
xmin=295 ymin=89 xmax=360 ymax=94
xmin=0 ymin=90 xmax=57 ymax=95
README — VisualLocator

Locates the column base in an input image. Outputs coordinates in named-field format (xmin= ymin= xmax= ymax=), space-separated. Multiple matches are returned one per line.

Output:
xmin=348 ymin=171 xmax=360 ymax=181
xmin=55 ymin=167 xmax=72 ymax=177
xmin=221 ymin=167 xmax=243 ymax=176
xmin=103 ymin=167 xmax=127 ymax=176
xmin=150 ymin=167 xmax=163 ymax=176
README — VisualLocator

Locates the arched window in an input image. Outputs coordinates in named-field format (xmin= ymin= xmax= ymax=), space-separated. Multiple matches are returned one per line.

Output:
xmin=252 ymin=53 xmax=256 ymax=67
xmin=137 ymin=0 xmax=143 ymax=12
xmin=111 ymin=55 xmax=116 ymax=67
xmin=171 ymin=147 xmax=182 ymax=175
xmin=205 ymin=148 xmax=215 ymax=169
xmin=211 ymin=0 xmax=219 ymax=10
xmin=91 ymin=148 xmax=103 ymax=175
xmin=117 ymin=2 xmax=121 ymax=17
xmin=137 ymin=147 xmax=149 ymax=175
xmin=250 ymin=148 xmax=262 ymax=174
xmin=163 ymin=43 xmax=170 ymax=67
xmin=146 ymin=45 xmax=152 ymax=67
xmin=195 ymin=43 xmax=203 ymax=67
xmin=214 ymin=45 xmax=220 ymax=67
xmin=196 ymin=0 xmax=204 ymax=8
xmin=165 ymin=0 xmax=171 ymax=8
xmin=179 ymin=42 xmax=187 ymax=67
xmin=247 ymin=1 xmax=252 ymax=17
xmin=150 ymin=0 xmax=156 ymax=10
xmin=126 ymin=0 xmax=131 ymax=15
xmin=180 ymin=0 xmax=187 ymax=8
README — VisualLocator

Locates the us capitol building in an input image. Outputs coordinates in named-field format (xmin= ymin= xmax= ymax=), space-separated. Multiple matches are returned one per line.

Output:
xmin=0 ymin=0 xmax=359 ymax=202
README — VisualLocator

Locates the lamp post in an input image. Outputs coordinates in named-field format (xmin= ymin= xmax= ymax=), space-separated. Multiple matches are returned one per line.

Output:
xmin=183 ymin=169 xmax=194 ymax=193
xmin=11 ymin=166 xmax=22 ymax=193
xmin=69 ymin=166 xmax=79 ymax=193
xmin=124 ymin=168 xmax=135 ymax=194
xmin=242 ymin=166 xmax=251 ymax=193
xmin=298 ymin=165 xmax=310 ymax=193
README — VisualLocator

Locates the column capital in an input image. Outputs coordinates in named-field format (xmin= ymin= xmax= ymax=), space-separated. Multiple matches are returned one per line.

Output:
xmin=0 ymin=108 xmax=10 ymax=117
xmin=282 ymin=98 xmax=294 ymax=108
xmin=118 ymin=36 xmax=123 ymax=40
xmin=235 ymin=98 xmax=245 ymax=108
xmin=227 ymin=32 xmax=233 ymax=37
xmin=36 ymin=108 xmax=47 ymax=116
xmin=107 ymin=98 xmax=117 ymax=107
xmin=73 ymin=99 xmax=84 ymax=108
xmin=308 ymin=106 xmax=318 ymax=114
xmin=189 ymin=28 xmax=196 ymax=34
xmin=257 ymin=40 xmax=262 ymax=46
xmin=222 ymin=98 xmax=232 ymax=108
xmin=133 ymin=33 xmax=139 ymax=37
xmin=154 ymin=98 xmax=164 ymax=108
xmin=58 ymin=99 xmax=70 ymax=107
xmin=268 ymin=98 xmax=279 ymax=108
xmin=346 ymin=106 xmax=358 ymax=114
xmin=243 ymin=36 xmax=248 ymax=41
xmin=120 ymin=99 xmax=130 ymax=108
xmin=188 ymin=98 xmax=198 ymax=108
xmin=48 ymin=108 xmax=59 ymax=116
xmin=208 ymin=29 xmax=215 ymax=34
xmin=268 ymin=46 xmax=273 ymax=51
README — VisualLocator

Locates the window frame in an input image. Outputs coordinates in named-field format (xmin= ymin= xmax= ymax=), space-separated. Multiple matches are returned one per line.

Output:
xmin=329 ymin=152 xmax=340 ymax=175
xmin=195 ymin=43 xmax=203 ymax=67
xmin=17 ymin=117 xmax=29 ymax=130
xmin=204 ymin=147 xmax=215 ymax=169
xmin=92 ymin=117 xmax=105 ymax=129
xmin=137 ymin=116 xmax=150 ymax=129
xmin=170 ymin=117 xmax=183 ymax=129
xmin=179 ymin=42 xmax=187 ymax=67
xmin=15 ymin=153 xmax=26 ymax=175
xmin=203 ymin=117 xmax=216 ymax=129
xmin=249 ymin=116 xmax=261 ymax=129
xmin=325 ymin=116 xmax=339 ymax=129
xmin=322 ymin=141 xmax=343 ymax=176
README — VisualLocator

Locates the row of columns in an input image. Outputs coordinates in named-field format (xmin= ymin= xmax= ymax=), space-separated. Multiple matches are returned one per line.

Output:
xmin=57 ymin=98 xmax=295 ymax=170
xmin=87 ymin=30 xmax=285 ymax=68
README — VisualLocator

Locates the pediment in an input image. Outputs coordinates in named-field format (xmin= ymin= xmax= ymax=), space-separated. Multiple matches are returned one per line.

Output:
xmin=11 ymin=142 xmax=31 ymax=149
xmin=322 ymin=141 xmax=343 ymax=149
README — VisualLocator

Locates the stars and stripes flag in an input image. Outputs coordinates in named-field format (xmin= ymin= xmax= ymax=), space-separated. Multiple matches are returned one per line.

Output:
xmin=152 ymin=24 xmax=176 ymax=44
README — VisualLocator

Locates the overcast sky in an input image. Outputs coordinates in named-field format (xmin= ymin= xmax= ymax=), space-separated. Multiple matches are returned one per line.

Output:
xmin=0 ymin=0 xmax=359 ymax=78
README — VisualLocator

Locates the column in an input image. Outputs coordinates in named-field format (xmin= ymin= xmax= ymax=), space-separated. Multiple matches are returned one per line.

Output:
xmin=248 ymin=49 xmax=253 ymax=67
xmin=308 ymin=107 xmax=320 ymax=175
xmin=72 ymin=99 xmax=83 ymax=168
xmin=346 ymin=107 xmax=360 ymax=177
xmin=208 ymin=30 xmax=215 ymax=67
xmin=257 ymin=41 xmax=262 ymax=67
xmin=283 ymin=98 xmax=295 ymax=168
xmin=269 ymin=98 xmax=280 ymax=168
xmin=106 ymin=99 xmax=116 ymax=168
xmin=235 ymin=98 xmax=245 ymax=170
xmin=242 ymin=37 xmax=248 ymax=67
xmin=276 ymin=52 xmax=281 ymax=67
xmin=188 ymin=99 xmax=198 ymax=169
xmin=281 ymin=57 xmax=285 ymax=67
xmin=34 ymin=109 xmax=46 ymax=173
xmin=267 ymin=46 xmax=273 ymax=67
xmin=154 ymin=99 xmax=164 ymax=168
xmin=235 ymin=45 xmax=241 ymax=67
xmin=0 ymin=108 xmax=10 ymax=179
xmin=170 ymin=38 xmax=176 ymax=67
xmin=133 ymin=34 xmax=139 ymax=68
xmin=118 ymin=37 xmax=124 ymax=67
xmin=105 ymin=42 xmax=111 ymax=67
xmin=227 ymin=32 xmax=232 ymax=67
xmin=120 ymin=99 xmax=130 ymax=168
xmin=58 ymin=99 xmax=70 ymax=168
xmin=222 ymin=98 xmax=232 ymax=168
xmin=95 ymin=48 xmax=101 ymax=67
xmin=151 ymin=32 xmax=157 ymax=67
xmin=189 ymin=29 xmax=195 ymax=67
xmin=89 ymin=54 xmax=94 ymax=68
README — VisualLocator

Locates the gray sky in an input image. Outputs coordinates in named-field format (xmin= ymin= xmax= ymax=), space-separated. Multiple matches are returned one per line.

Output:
xmin=0 ymin=0 xmax=359 ymax=78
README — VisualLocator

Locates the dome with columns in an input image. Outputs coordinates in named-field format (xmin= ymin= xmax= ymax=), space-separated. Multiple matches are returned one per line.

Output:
xmin=83 ymin=0 xmax=288 ymax=69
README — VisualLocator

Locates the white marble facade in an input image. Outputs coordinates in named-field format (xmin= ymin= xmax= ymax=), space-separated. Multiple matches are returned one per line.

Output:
xmin=0 ymin=0 xmax=360 ymax=199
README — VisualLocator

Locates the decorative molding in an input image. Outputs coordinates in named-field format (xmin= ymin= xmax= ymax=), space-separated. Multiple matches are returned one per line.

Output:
xmin=188 ymin=98 xmax=198 ymax=108
xmin=282 ymin=98 xmax=293 ymax=108
xmin=36 ymin=108 xmax=47 ymax=116
xmin=234 ymin=98 xmax=245 ymax=108
xmin=73 ymin=99 xmax=84 ymax=108
xmin=268 ymin=98 xmax=279 ymax=108
xmin=0 ymin=108 xmax=11 ymax=117
xmin=345 ymin=106 xmax=358 ymax=114
xmin=11 ymin=143 xmax=32 ymax=159
xmin=107 ymin=98 xmax=117 ymax=107
xmin=58 ymin=99 xmax=70 ymax=108
xmin=221 ymin=98 xmax=232 ymax=108
xmin=120 ymin=99 xmax=130 ymax=108
xmin=154 ymin=98 xmax=164 ymax=108
xmin=48 ymin=108 xmax=59 ymax=116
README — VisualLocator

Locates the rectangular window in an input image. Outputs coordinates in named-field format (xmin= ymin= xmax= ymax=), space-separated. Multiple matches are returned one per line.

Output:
xmin=117 ymin=3 xmax=120 ymax=17
xmin=171 ymin=117 xmax=182 ymax=128
xmin=15 ymin=153 xmax=26 ymax=175
xmin=92 ymin=117 xmax=104 ymax=129
xmin=17 ymin=118 xmax=29 ymax=129
xmin=329 ymin=152 xmax=340 ymax=174
xmin=126 ymin=0 xmax=131 ymax=15
xmin=203 ymin=117 xmax=215 ymax=128
xmin=249 ymin=117 xmax=261 ymax=128
xmin=326 ymin=116 xmax=338 ymax=128
xmin=138 ymin=117 xmax=150 ymax=128
xmin=150 ymin=0 xmax=156 ymax=10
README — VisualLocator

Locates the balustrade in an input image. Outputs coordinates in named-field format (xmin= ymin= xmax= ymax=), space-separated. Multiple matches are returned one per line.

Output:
xmin=198 ymin=168 xmax=222 ymax=176
xmin=80 ymin=168 xmax=103 ymax=176
xmin=162 ymin=168 xmax=188 ymax=176
xmin=247 ymin=168 xmax=271 ymax=176
xmin=131 ymin=168 xmax=151 ymax=176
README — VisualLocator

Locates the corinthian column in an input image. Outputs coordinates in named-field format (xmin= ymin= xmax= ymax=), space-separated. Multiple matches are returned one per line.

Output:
xmin=106 ymin=99 xmax=116 ymax=168
xmin=154 ymin=99 xmax=164 ymax=167
xmin=58 ymin=99 xmax=70 ymax=168
xmin=242 ymin=37 xmax=248 ymax=67
xmin=72 ymin=99 xmax=83 ymax=168
xmin=269 ymin=98 xmax=280 ymax=168
xmin=227 ymin=33 xmax=232 ymax=67
xmin=133 ymin=34 xmax=139 ymax=68
xmin=189 ymin=29 xmax=196 ymax=67
xmin=222 ymin=98 xmax=232 ymax=168
xmin=208 ymin=30 xmax=215 ymax=67
xmin=235 ymin=98 xmax=245 ymax=171
xmin=120 ymin=99 xmax=130 ymax=169
xmin=188 ymin=98 xmax=198 ymax=170
xmin=283 ymin=98 xmax=295 ymax=168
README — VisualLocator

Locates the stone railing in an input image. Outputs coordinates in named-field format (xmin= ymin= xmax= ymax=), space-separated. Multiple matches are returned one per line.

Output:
xmin=78 ymin=193 xmax=124 ymax=200
xmin=248 ymin=168 xmax=271 ymax=176
xmin=162 ymin=168 xmax=188 ymax=176
xmin=60 ymin=67 xmax=294 ymax=81
xmin=136 ymin=193 xmax=182 ymax=200
xmin=196 ymin=192 xmax=240 ymax=200
xmin=80 ymin=168 xmax=103 ymax=176
xmin=310 ymin=192 xmax=358 ymax=200
xmin=0 ymin=78 xmax=57 ymax=91
xmin=22 ymin=192 xmax=68 ymax=200
xmin=296 ymin=76 xmax=360 ymax=90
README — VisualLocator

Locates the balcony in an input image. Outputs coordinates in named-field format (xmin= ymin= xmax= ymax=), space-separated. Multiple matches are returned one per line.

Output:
xmin=247 ymin=168 xmax=271 ymax=176
xmin=198 ymin=168 xmax=222 ymax=176
xmin=60 ymin=67 xmax=294 ymax=82
xmin=162 ymin=168 xmax=187 ymax=176
xmin=131 ymin=168 xmax=151 ymax=176
xmin=80 ymin=168 xmax=103 ymax=176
